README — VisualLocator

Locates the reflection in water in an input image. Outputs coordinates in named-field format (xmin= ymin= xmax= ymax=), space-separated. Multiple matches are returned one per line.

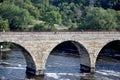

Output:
xmin=0 ymin=51 xmax=120 ymax=80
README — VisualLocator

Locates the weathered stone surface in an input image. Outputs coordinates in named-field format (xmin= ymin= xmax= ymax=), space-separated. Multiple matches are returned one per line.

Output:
xmin=0 ymin=32 xmax=120 ymax=75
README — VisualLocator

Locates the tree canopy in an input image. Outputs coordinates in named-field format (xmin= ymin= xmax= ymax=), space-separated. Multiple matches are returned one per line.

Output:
xmin=0 ymin=16 xmax=9 ymax=31
xmin=0 ymin=0 xmax=120 ymax=31
xmin=79 ymin=7 xmax=117 ymax=31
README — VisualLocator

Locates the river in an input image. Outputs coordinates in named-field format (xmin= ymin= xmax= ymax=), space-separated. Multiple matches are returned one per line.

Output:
xmin=0 ymin=51 xmax=120 ymax=80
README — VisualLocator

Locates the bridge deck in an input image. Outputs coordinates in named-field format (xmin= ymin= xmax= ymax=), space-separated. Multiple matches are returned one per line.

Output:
xmin=0 ymin=31 xmax=120 ymax=35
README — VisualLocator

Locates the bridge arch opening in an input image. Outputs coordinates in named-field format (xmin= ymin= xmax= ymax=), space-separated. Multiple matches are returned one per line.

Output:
xmin=0 ymin=41 xmax=36 ymax=78
xmin=45 ymin=40 xmax=91 ymax=73
xmin=95 ymin=40 xmax=120 ymax=72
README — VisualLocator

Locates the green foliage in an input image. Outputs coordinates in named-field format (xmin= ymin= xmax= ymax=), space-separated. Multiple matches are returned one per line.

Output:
xmin=16 ymin=0 xmax=40 ymax=19
xmin=0 ymin=42 xmax=11 ymax=49
xmin=79 ymin=7 xmax=117 ymax=31
xmin=32 ymin=0 xmax=49 ymax=6
xmin=42 ymin=11 xmax=62 ymax=24
xmin=0 ymin=2 xmax=32 ymax=30
xmin=36 ymin=3 xmax=59 ymax=17
xmin=95 ymin=0 xmax=120 ymax=10
xmin=50 ymin=0 xmax=89 ymax=7
xmin=58 ymin=2 xmax=82 ymax=26
xmin=69 ymin=23 xmax=78 ymax=30
xmin=33 ymin=23 xmax=56 ymax=31
xmin=0 ymin=0 xmax=120 ymax=31
xmin=3 ymin=0 xmax=40 ymax=19
xmin=116 ymin=11 xmax=120 ymax=30
xmin=0 ymin=16 xmax=9 ymax=31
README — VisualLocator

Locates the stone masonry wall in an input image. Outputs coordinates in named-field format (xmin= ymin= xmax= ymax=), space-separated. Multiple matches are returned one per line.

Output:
xmin=0 ymin=32 xmax=120 ymax=75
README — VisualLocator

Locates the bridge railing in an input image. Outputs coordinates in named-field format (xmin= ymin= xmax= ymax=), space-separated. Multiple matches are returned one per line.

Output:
xmin=0 ymin=31 xmax=120 ymax=35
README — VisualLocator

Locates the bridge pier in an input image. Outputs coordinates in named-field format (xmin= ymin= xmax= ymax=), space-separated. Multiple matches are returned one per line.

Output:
xmin=80 ymin=64 xmax=91 ymax=73
xmin=90 ymin=67 xmax=95 ymax=73
xmin=26 ymin=67 xmax=44 ymax=76
xmin=1 ymin=32 xmax=119 ymax=76
xmin=80 ymin=64 xmax=95 ymax=73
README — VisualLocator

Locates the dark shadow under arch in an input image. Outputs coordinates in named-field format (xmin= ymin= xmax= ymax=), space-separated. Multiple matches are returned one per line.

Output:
xmin=45 ymin=40 xmax=91 ymax=73
xmin=0 ymin=41 xmax=36 ymax=75
xmin=95 ymin=40 xmax=120 ymax=71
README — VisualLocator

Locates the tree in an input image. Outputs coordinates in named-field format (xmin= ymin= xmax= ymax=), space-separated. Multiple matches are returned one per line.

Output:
xmin=3 ymin=0 xmax=40 ymax=19
xmin=32 ymin=0 xmax=49 ymax=6
xmin=79 ymin=7 xmax=117 ymax=31
xmin=0 ymin=2 xmax=32 ymax=30
xmin=49 ymin=0 xmax=89 ymax=7
xmin=95 ymin=0 xmax=120 ymax=10
xmin=42 ymin=11 xmax=62 ymax=24
xmin=33 ymin=23 xmax=56 ymax=31
xmin=116 ymin=11 xmax=120 ymax=30
xmin=0 ymin=16 xmax=9 ymax=31
xmin=58 ymin=2 xmax=82 ymax=26
xmin=69 ymin=23 xmax=77 ymax=30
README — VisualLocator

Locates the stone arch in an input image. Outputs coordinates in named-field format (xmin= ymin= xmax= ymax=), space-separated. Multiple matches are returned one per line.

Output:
xmin=45 ymin=40 xmax=91 ymax=73
xmin=95 ymin=40 xmax=120 ymax=68
xmin=0 ymin=41 xmax=36 ymax=75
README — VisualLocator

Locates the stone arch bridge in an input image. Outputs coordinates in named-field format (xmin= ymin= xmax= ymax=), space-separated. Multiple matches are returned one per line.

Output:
xmin=0 ymin=32 xmax=120 ymax=75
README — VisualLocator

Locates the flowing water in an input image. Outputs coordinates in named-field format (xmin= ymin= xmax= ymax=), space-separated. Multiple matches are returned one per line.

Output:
xmin=0 ymin=51 xmax=120 ymax=80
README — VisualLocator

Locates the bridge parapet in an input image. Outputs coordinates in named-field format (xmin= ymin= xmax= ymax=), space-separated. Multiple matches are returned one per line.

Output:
xmin=0 ymin=32 xmax=120 ymax=41
xmin=0 ymin=31 xmax=120 ymax=34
